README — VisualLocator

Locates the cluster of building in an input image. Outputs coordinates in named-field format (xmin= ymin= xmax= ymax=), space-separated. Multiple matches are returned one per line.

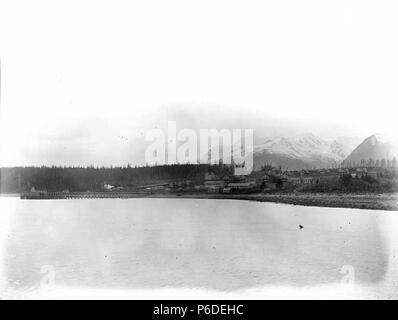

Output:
xmin=105 ymin=162 xmax=397 ymax=194
xmin=203 ymin=172 xmax=258 ymax=193
xmin=287 ymin=165 xmax=397 ymax=185
xmin=286 ymin=168 xmax=349 ymax=186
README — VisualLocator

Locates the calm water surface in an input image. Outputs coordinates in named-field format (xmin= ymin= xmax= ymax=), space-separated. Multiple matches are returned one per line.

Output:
xmin=1 ymin=198 xmax=397 ymax=296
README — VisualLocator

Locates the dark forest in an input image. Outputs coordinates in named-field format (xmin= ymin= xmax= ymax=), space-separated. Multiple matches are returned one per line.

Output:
xmin=0 ymin=164 xmax=233 ymax=193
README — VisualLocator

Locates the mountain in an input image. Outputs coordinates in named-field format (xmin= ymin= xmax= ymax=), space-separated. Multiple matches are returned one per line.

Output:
xmin=344 ymin=134 xmax=398 ymax=165
xmin=252 ymin=133 xmax=362 ymax=170
xmin=200 ymin=133 xmax=362 ymax=170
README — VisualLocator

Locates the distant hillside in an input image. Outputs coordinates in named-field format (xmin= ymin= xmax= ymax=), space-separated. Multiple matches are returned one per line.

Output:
xmin=344 ymin=134 xmax=398 ymax=165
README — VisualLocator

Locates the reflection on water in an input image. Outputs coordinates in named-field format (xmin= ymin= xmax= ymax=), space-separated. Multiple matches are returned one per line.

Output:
xmin=0 ymin=198 xmax=394 ymax=292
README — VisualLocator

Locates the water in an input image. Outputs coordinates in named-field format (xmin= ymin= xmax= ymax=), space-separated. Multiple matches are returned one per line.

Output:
xmin=0 ymin=198 xmax=397 ymax=298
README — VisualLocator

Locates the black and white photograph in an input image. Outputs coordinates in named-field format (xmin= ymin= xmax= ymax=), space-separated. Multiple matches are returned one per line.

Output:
xmin=0 ymin=0 xmax=397 ymax=302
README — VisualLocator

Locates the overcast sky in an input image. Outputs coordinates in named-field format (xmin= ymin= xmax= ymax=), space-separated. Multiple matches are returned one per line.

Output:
xmin=1 ymin=1 xmax=397 ymax=166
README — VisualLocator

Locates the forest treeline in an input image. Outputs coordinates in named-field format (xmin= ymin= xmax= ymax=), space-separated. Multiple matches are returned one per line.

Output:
xmin=0 ymin=164 xmax=233 ymax=193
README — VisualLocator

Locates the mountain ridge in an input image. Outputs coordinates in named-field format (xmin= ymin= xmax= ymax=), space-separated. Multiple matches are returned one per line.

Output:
xmin=344 ymin=134 xmax=398 ymax=165
xmin=250 ymin=133 xmax=362 ymax=170
xmin=202 ymin=133 xmax=362 ymax=170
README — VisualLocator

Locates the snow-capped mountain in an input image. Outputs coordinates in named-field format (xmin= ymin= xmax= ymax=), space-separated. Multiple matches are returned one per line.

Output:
xmin=202 ymin=133 xmax=362 ymax=170
xmin=344 ymin=134 xmax=398 ymax=164
xmin=252 ymin=133 xmax=362 ymax=170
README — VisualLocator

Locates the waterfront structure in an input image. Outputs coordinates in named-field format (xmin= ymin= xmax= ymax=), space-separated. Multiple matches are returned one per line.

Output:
xmin=203 ymin=172 xmax=227 ymax=193
xmin=226 ymin=180 xmax=257 ymax=192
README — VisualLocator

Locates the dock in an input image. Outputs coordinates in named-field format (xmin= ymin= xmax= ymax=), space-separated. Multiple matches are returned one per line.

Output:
xmin=20 ymin=191 xmax=154 ymax=200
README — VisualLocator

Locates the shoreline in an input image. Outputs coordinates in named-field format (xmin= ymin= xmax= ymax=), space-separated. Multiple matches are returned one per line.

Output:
xmin=144 ymin=192 xmax=398 ymax=211
xmin=6 ymin=191 xmax=397 ymax=211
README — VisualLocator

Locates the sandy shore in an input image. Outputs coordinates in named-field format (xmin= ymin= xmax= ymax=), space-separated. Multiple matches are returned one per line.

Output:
xmin=145 ymin=192 xmax=398 ymax=211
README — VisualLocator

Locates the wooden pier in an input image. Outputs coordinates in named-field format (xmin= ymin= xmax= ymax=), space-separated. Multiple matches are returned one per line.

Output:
xmin=20 ymin=191 xmax=153 ymax=200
